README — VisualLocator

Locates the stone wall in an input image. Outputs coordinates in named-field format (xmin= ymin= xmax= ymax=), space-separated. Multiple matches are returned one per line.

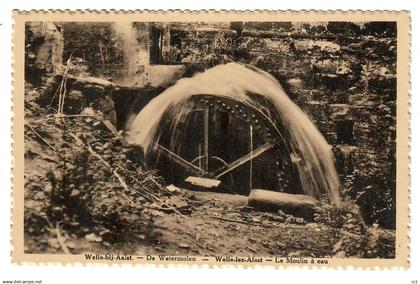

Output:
xmin=166 ymin=22 xmax=397 ymax=227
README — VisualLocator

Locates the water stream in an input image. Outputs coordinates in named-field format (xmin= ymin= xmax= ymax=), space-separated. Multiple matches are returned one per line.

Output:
xmin=112 ymin=22 xmax=149 ymax=85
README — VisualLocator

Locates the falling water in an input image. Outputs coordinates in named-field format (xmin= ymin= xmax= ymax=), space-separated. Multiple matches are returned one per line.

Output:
xmin=338 ymin=144 xmax=357 ymax=172
xmin=112 ymin=22 xmax=149 ymax=85
xmin=126 ymin=63 xmax=341 ymax=206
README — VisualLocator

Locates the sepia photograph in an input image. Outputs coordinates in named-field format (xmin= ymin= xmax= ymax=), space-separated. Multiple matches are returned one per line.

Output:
xmin=14 ymin=11 xmax=409 ymax=267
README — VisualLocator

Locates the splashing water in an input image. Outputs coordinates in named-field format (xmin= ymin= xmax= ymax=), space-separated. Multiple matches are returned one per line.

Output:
xmin=126 ymin=63 xmax=341 ymax=206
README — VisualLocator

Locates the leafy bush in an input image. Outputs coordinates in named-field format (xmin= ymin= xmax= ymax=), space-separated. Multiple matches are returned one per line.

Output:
xmin=61 ymin=22 xmax=124 ymax=75
xmin=314 ymin=197 xmax=394 ymax=258
xmin=343 ymin=166 xmax=396 ymax=229
xmin=24 ymin=81 xmax=167 ymax=253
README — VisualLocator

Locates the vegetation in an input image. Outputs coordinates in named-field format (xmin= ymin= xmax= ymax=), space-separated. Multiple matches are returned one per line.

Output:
xmin=61 ymin=23 xmax=123 ymax=76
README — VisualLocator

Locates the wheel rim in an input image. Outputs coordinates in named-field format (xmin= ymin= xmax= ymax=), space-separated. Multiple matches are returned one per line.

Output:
xmin=151 ymin=94 xmax=302 ymax=195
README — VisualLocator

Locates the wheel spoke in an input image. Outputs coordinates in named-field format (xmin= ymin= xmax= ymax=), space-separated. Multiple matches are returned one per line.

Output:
xmin=156 ymin=144 xmax=205 ymax=175
xmin=214 ymin=140 xmax=275 ymax=179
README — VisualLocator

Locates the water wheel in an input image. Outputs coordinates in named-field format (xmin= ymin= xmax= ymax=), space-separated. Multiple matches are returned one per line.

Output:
xmin=151 ymin=94 xmax=302 ymax=195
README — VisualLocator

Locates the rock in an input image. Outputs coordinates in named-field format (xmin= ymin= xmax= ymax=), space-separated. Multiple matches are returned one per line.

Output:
xmin=43 ymin=183 xmax=53 ymax=193
xmin=296 ymin=217 xmax=307 ymax=224
xmin=26 ymin=22 xmax=64 ymax=72
xmin=286 ymin=78 xmax=304 ymax=89
xmin=166 ymin=184 xmax=181 ymax=193
xmin=68 ymin=76 xmax=117 ymax=125
xmin=85 ymin=233 xmax=102 ymax=242
xmin=248 ymin=189 xmax=318 ymax=219
xmin=330 ymin=104 xmax=352 ymax=120
xmin=312 ymin=59 xmax=351 ymax=75
xmin=70 ymin=189 xmax=80 ymax=197
xmin=178 ymin=243 xmax=190 ymax=249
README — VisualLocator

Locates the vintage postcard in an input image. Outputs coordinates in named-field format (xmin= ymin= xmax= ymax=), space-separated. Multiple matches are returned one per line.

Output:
xmin=12 ymin=10 xmax=410 ymax=268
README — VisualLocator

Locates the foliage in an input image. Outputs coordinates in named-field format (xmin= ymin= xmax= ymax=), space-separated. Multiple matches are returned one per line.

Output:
xmin=343 ymin=166 xmax=396 ymax=229
xmin=326 ymin=22 xmax=361 ymax=37
xmin=24 ymin=81 xmax=167 ymax=253
xmin=314 ymin=197 xmax=394 ymax=258
xmin=361 ymin=22 xmax=397 ymax=38
xmin=60 ymin=22 xmax=124 ymax=75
